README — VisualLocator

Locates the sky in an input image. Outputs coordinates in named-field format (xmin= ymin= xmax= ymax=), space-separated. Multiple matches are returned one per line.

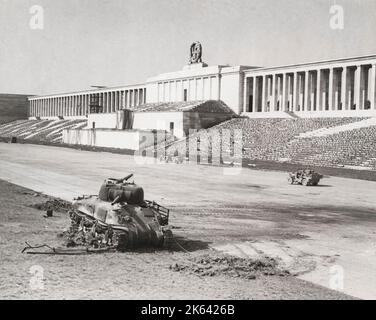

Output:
xmin=1 ymin=0 xmax=376 ymax=95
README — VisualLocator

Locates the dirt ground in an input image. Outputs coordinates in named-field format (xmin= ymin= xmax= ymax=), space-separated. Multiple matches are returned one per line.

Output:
xmin=1 ymin=143 xmax=376 ymax=299
xmin=0 ymin=180 xmax=351 ymax=300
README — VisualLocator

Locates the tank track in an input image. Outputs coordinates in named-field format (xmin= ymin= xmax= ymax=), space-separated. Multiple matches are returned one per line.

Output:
xmin=67 ymin=209 xmax=171 ymax=251
xmin=67 ymin=210 xmax=134 ymax=251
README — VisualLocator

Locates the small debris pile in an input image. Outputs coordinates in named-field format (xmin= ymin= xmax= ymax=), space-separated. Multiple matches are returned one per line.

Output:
xmin=31 ymin=199 xmax=74 ymax=213
xmin=170 ymin=253 xmax=289 ymax=280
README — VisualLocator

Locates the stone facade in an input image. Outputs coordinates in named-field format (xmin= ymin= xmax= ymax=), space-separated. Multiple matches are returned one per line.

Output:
xmin=243 ymin=55 xmax=376 ymax=118
xmin=28 ymin=51 xmax=376 ymax=119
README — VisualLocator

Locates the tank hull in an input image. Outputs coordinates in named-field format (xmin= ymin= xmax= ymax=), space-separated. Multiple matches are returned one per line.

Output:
xmin=68 ymin=196 xmax=172 ymax=250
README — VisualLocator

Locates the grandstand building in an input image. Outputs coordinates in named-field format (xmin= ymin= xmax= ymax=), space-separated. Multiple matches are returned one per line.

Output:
xmin=28 ymin=44 xmax=376 ymax=119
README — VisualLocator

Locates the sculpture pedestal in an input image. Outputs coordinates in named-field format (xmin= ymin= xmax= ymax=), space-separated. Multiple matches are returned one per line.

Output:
xmin=183 ymin=62 xmax=208 ymax=71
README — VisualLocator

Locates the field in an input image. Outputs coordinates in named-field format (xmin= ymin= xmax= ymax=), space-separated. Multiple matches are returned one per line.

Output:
xmin=1 ymin=142 xmax=376 ymax=299
xmin=0 ymin=95 xmax=28 ymax=125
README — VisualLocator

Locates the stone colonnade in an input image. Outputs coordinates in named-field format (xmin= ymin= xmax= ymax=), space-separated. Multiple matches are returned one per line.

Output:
xmin=157 ymin=75 xmax=220 ymax=103
xmin=29 ymin=87 xmax=146 ymax=118
xmin=243 ymin=61 xmax=376 ymax=114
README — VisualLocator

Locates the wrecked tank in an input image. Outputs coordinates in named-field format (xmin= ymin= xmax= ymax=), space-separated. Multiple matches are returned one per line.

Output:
xmin=67 ymin=174 xmax=172 ymax=251
xmin=288 ymin=169 xmax=323 ymax=186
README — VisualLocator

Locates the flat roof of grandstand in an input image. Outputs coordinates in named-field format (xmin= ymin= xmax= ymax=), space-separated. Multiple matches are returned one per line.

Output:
xmin=134 ymin=100 xmax=235 ymax=114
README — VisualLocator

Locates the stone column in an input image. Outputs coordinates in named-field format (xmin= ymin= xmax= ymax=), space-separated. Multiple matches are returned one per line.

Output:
xmin=73 ymin=96 xmax=76 ymax=115
xmin=271 ymin=74 xmax=276 ymax=112
xmin=252 ymin=77 xmax=257 ymax=112
xmin=304 ymin=71 xmax=309 ymax=111
xmin=127 ymin=91 xmax=130 ymax=108
xmin=328 ymin=68 xmax=334 ymax=111
xmin=87 ymin=94 xmax=90 ymax=114
xmin=123 ymin=90 xmax=126 ymax=107
xmin=282 ymin=73 xmax=287 ymax=111
xmin=261 ymin=75 xmax=267 ymax=112
xmin=101 ymin=93 xmax=105 ymax=113
xmin=316 ymin=70 xmax=322 ymax=111
xmin=77 ymin=95 xmax=81 ymax=115
xmin=370 ymin=64 xmax=376 ymax=110
xmin=354 ymin=65 xmax=361 ymax=110
xmin=82 ymin=95 xmax=85 ymax=115
xmin=341 ymin=67 xmax=348 ymax=110
xmin=293 ymin=72 xmax=298 ymax=112
xmin=243 ymin=77 xmax=248 ymax=113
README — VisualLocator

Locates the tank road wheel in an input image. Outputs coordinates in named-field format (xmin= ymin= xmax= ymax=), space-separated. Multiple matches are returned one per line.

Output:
xmin=114 ymin=232 xmax=129 ymax=252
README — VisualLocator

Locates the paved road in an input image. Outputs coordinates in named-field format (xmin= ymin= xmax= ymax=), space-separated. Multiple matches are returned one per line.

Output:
xmin=1 ymin=142 xmax=376 ymax=299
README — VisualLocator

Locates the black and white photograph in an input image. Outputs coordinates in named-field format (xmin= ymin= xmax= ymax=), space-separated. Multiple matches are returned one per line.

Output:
xmin=1 ymin=0 xmax=376 ymax=306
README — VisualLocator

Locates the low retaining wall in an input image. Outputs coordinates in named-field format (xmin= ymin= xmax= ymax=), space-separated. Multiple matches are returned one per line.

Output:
xmin=62 ymin=128 xmax=168 ymax=151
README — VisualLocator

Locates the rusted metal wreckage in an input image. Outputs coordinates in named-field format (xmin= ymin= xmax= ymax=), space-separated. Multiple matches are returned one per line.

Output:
xmin=288 ymin=169 xmax=323 ymax=186
xmin=23 ymin=174 xmax=173 ymax=255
